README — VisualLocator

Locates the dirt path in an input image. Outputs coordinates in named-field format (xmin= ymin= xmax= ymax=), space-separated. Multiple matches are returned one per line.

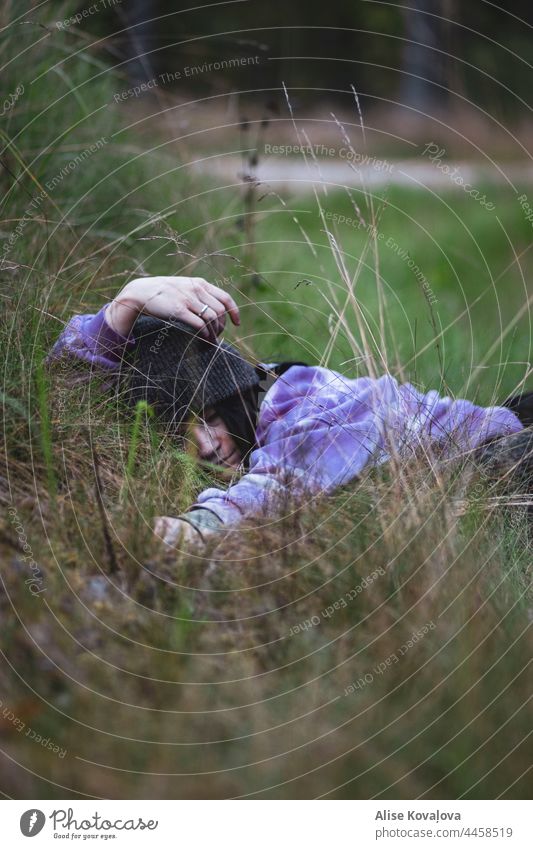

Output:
xmin=192 ymin=155 xmax=533 ymax=194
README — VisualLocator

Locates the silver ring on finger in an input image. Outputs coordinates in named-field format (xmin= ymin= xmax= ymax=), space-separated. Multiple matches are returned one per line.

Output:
xmin=198 ymin=303 xmax=210 ymax=318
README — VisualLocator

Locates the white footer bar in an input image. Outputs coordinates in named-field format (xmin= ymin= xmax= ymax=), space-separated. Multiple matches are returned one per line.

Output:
xmin=2 ymin=799 xmax=529 ymax=848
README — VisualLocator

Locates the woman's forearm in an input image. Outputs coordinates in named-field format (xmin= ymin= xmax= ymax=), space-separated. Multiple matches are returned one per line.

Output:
xmin=47 ymin=304 xmax=135 ymax=371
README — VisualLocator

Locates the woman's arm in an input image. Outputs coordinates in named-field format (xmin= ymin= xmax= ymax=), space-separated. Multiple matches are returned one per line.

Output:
xmin=47 ymin=304 xmax=135 ymax=371
xmin=156 ymin=368 xmax=524 ymax=541
xmin=48 ymin=276 xmax=240 ymax=370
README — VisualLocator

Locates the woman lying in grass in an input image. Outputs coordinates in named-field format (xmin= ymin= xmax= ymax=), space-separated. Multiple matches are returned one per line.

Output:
xmin=49 ymin=276 xmax=531 ymax=548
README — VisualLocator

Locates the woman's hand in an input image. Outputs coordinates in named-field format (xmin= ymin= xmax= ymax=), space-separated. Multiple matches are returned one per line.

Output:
xmin=106 ymin=276 xmax=240 ymax=340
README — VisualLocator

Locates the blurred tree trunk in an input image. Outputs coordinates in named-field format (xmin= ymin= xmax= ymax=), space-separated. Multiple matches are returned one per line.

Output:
xmin=119 ymin=0 xmax=158 ymax=84
xmin=400 ymin=0 xmax=449 ymax=113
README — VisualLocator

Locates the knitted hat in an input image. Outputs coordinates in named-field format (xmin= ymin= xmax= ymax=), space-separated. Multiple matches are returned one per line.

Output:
xmin=121 ymin=315 xmax=260 ymax=431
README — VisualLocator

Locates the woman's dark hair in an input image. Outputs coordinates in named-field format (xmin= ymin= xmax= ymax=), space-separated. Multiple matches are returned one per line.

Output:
xmin=213 ymin=385 xmax=260 ymax=468
xmin=213 ymin=361 xmax=309 ymax=468
xmin=504 ymin=391 xmax=533 ymax=427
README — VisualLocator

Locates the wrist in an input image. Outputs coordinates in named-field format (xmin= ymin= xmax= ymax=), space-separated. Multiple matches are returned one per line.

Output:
xmin=180 ymin=508 xmax=224 ymax=538
xmin=106 ymin=293 xmax=141 ymax=336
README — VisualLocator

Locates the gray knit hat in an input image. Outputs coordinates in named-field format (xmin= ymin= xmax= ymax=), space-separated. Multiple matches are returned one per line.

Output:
xmin=121 ymin=315 xmax=260 ymax=429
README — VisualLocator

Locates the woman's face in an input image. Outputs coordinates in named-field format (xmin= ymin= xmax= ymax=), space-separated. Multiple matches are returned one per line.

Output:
xmin=191 ymin=407 xmax=241 ymax=469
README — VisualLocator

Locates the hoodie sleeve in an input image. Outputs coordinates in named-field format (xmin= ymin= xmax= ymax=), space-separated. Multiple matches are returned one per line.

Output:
xmin=191 ymin=367 xmax=524 ymax=527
